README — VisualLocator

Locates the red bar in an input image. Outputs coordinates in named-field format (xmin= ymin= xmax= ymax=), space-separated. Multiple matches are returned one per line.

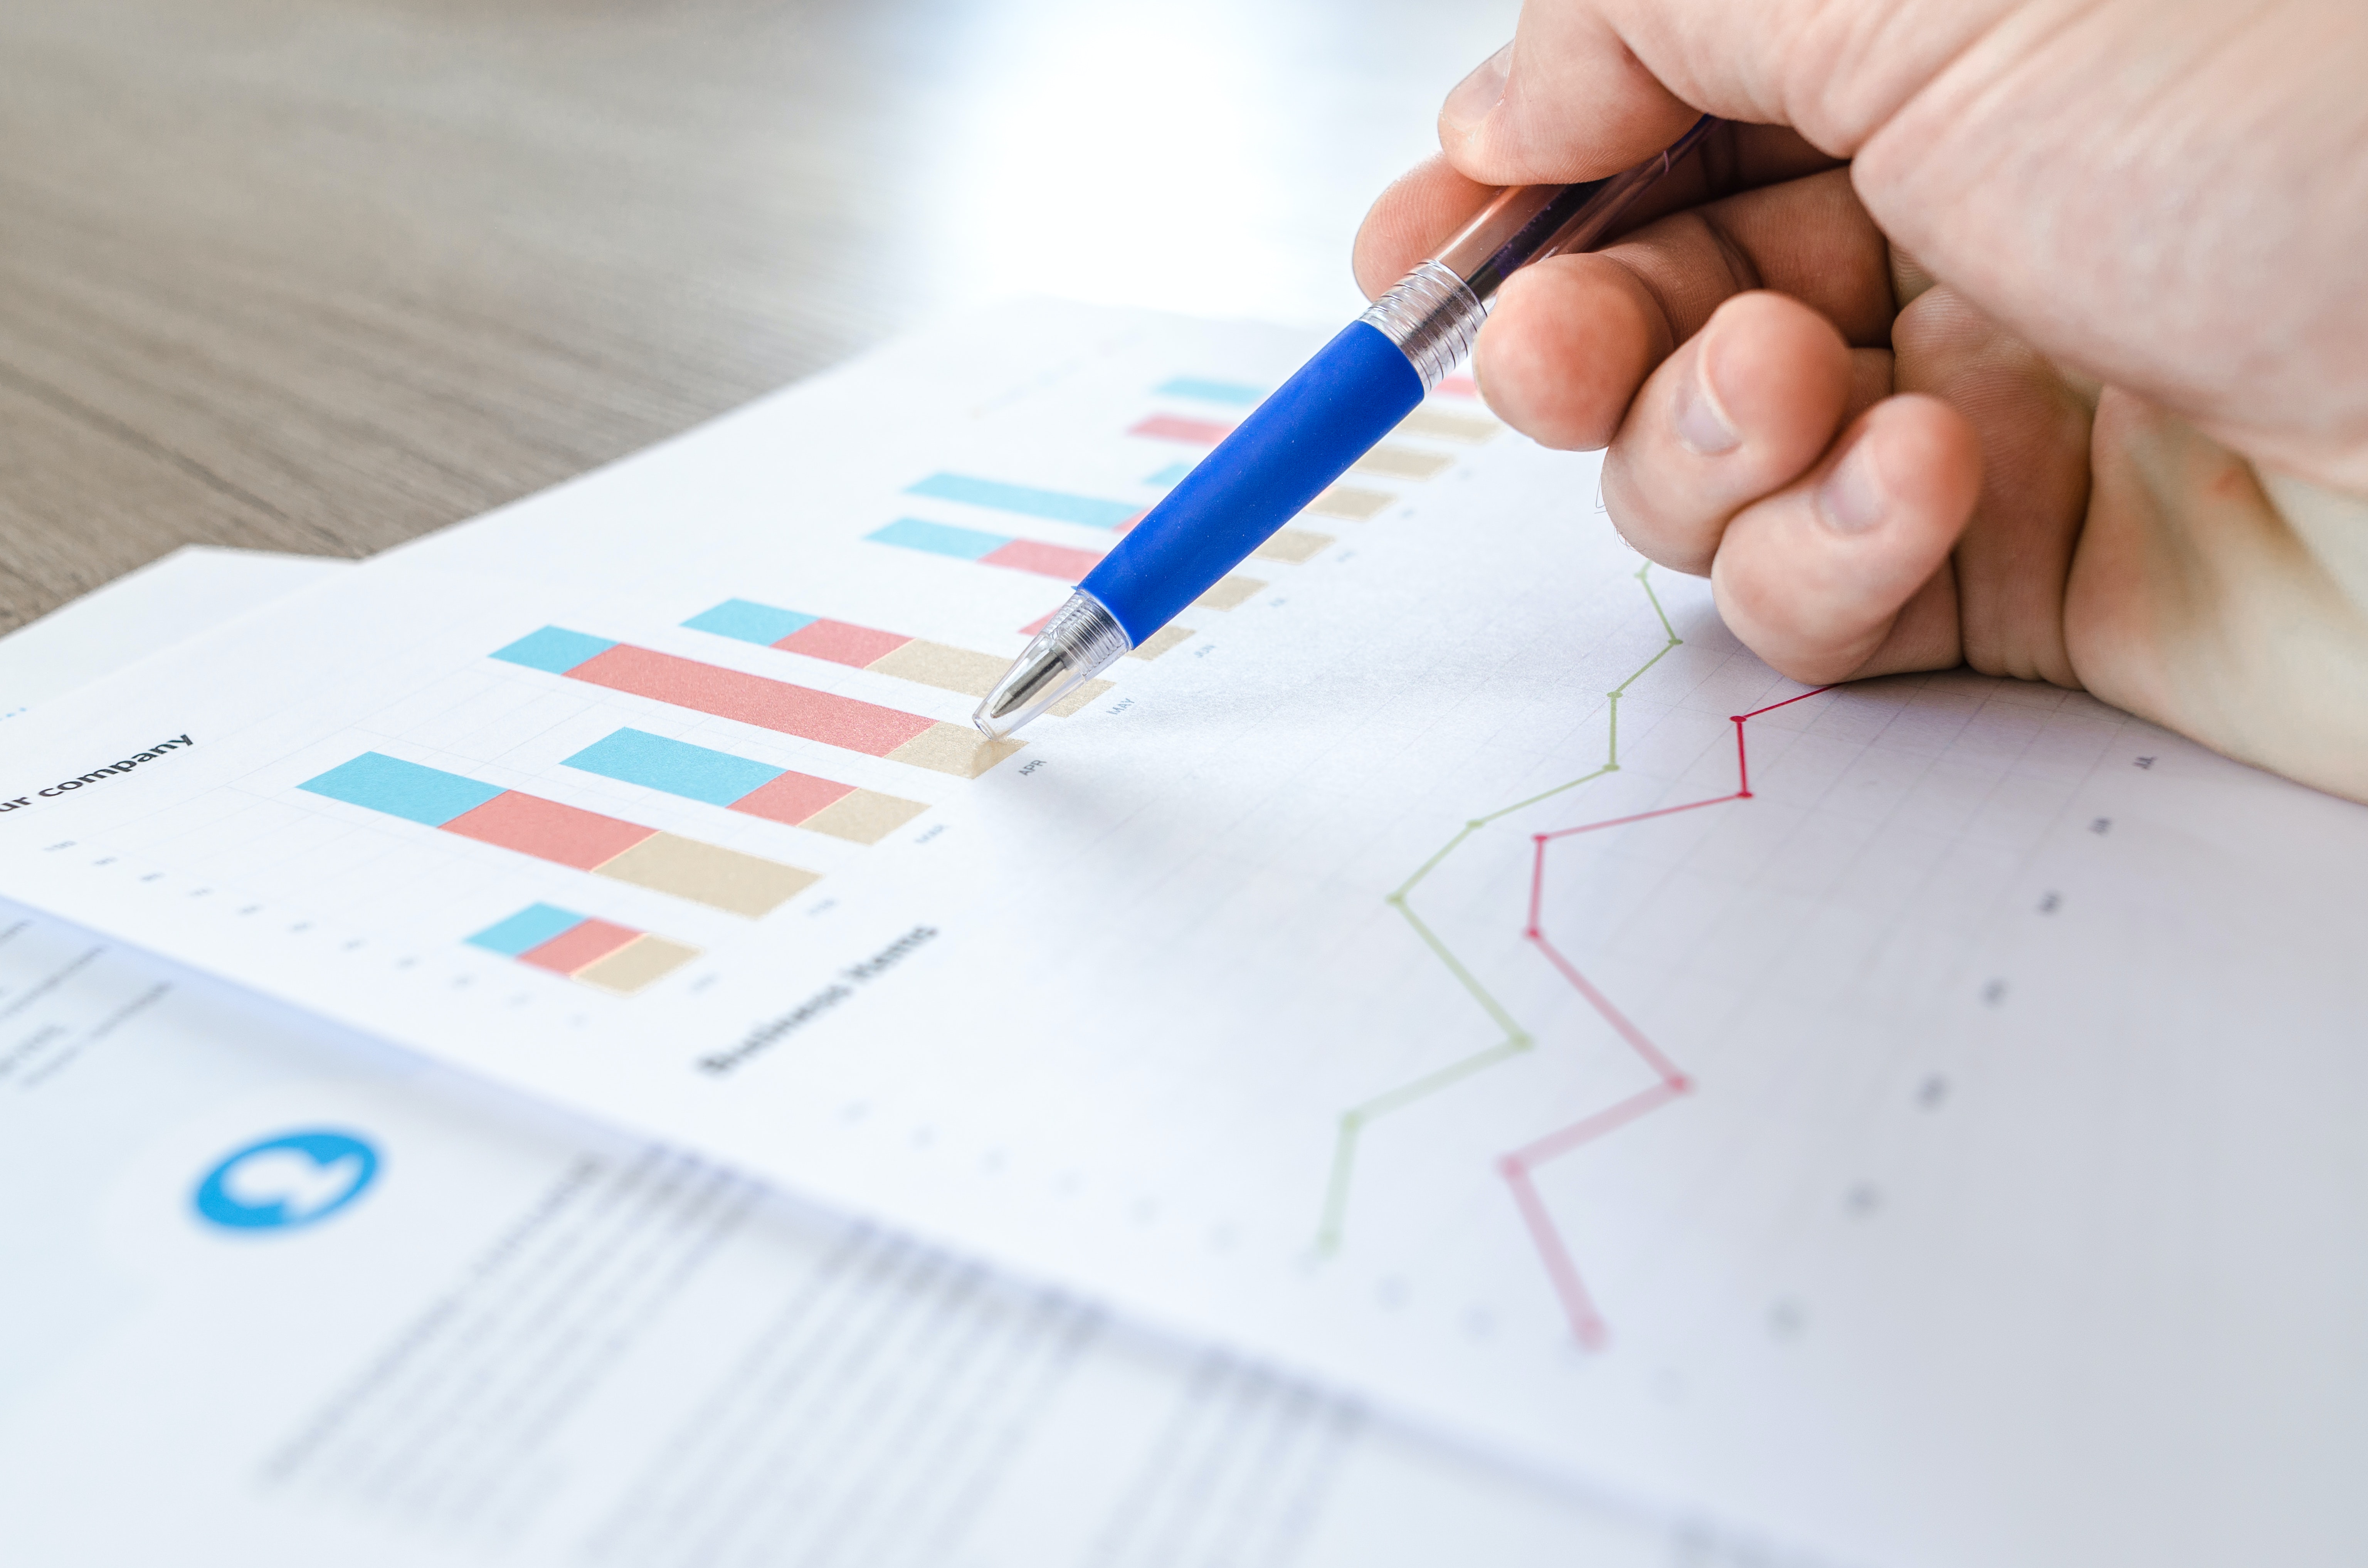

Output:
xmin=1017 ymin=609 xmax=1059 ymax=636
xmin=775 ymin=619 xmax=912 ymax=668
xmin=520 ymin=918 xmax=642 ymax=975
xmin=1129 ymin=414 xmax=1233 ymax=445
xmin=730 ymin=771 xmax=854 ymax=827
xmin=982 ymin=539 xmax=1105 ymax=580
xmin=444 ymin=792 xmax=656 ymax=870
xmin=1438 ymin=374 xmax=1478 ymax=398
xmin=566 ymin=644 xmax=938 ymax=757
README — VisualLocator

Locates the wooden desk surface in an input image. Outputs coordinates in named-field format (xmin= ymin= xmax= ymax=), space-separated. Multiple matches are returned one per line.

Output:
xmin=0 ymin=0 xmax=1515 ymax=633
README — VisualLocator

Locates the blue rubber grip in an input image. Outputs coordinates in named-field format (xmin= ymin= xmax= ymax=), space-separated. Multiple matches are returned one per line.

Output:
xmin=1082 ymin=321 xmax=1425 ymax=642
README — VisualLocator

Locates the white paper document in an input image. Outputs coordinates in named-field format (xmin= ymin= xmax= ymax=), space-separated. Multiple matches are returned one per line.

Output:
xmin=0 ymin=546 xmax=351 ymax=721
xmin=0 ymin=552 xmax=1754 ymax=1566
xmin=3 ymin=897 xmax=1714 ymax=1568
xmin=1 ymin=301 xmax=2361 ymax=1568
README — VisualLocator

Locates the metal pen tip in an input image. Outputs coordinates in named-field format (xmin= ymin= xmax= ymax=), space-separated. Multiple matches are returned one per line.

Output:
xmin=973 ymin=646 xmax=1066 ymax=739
xmin=971 ymin=591 xmax=1133 ymax=741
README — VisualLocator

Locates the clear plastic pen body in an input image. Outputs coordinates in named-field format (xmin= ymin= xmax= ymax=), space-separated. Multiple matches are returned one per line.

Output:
xmin=1433 ymin=115 xmax=1717 ymax=301
xmin=974 ymin=117 xmax=1719 ymax=741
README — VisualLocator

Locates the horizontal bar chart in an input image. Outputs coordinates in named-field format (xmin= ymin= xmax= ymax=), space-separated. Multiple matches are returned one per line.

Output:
xmin=683 ymin=598 xmax=1111 ymax=714
xmin=865 ymin=521 xmax=1263 ymax=612
xmin=565 ymin=728 xmax=928 ymax=844
xmin=300 ymin=752 xmax=816 ymax=917
xmin=905 ymin=473 xmax=1142 ymax=530
xmin=467 ymin=902 xmax=699 ymax=994
xmin=491 ymin=627 xmax=1019 ymax=778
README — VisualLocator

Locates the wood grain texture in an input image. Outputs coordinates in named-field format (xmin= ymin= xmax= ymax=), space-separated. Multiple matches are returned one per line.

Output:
xmin=0 ymin=0 xmax=1512 ymax=631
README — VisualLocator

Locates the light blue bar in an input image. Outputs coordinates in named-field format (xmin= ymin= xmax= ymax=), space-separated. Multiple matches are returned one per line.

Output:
xmin=867 ymin=518 xmax=1006 ymax=561
xmin=1155 ymin=376 xmax=1264 ymax=406
xmin=905 ymin=473 xmax=1139 ymax=530
xmin=563 ymin=728 xmax=780 ymax=807
xmin=467 ymin=902 xmax=586 ymax=957
xmin=1144 ymin=461 xmax=1192 ymax=489
xmin=683 ymin=598 xmax=817 ymax=647
xmin=491 ymin=626 xmax=618 ymax=674
xmin=299 ymin=753 xmax=506 ymax=827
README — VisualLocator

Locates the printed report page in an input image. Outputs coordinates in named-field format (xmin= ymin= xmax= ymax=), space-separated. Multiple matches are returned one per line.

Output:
xmin=0 ymin=302 xmax=2360 ymax=1566
xmin=0 ymin=897 xmax=1751 ymax=1568
xmin=0 ymin=542 xmax=1761 ymax=1566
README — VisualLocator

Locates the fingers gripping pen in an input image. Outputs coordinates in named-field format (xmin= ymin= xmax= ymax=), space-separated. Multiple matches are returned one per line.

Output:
xmin=974 ymin=116 xmax=1720 ymax=739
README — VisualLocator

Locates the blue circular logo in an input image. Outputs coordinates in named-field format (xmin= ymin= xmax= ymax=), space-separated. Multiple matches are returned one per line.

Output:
xmin=193 ymin=1130 xmax=381 ymax=1232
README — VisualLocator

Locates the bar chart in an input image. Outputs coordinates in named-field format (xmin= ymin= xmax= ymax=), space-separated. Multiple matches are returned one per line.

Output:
xmin=299 ymin=753 xmax=818 ymax=917
xmin=564 ymin=728 xmax=927 ymax=844
xmin=490 ymin=627 xmax=1021 ymax=779
xmin=7 ymin=304 xmax=2330 ymax=1568
xmin=466 ymin=902 xmax=700 ymax=994
xmin=681 ymin=598 xmax=1111 ymax=716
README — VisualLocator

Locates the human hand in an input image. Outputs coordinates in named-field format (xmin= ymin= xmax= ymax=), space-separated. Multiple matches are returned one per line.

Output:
xmin=1356 ymin=0 xmax=2368 ymax=800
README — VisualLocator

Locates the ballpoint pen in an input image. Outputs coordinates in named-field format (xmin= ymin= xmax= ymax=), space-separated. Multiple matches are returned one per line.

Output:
xmin=973 ymin=115 xmax=1720 ymax=740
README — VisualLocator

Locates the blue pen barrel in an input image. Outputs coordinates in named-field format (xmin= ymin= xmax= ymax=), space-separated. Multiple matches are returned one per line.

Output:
xmin=1081 ymin=321 xmax=1426 ymax=642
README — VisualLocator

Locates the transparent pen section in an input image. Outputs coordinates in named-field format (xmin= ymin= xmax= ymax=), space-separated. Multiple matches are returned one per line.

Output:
xmin=973 ymin=591 xmax=1132 ymax=739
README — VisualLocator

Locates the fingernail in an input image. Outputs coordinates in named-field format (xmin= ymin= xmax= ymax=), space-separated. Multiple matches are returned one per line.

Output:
xmin=1816 ymin=438 xmax=1889 ymax=534
xmin=1442 ymin=44 xmax=1511 ymax=133
xmin=1672 ymin=347 xmax=1740 ymax=455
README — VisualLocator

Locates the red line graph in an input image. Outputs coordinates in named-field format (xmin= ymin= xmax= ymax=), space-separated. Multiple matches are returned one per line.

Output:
xmin=1502 ymin=686 xmax=1827 ymax=1348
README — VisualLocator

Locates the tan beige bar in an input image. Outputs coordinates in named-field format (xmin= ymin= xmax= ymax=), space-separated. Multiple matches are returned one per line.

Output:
xmin=1191 ymin=575 xmax=1265 ymax=612
xmin=574 ymin=934 xmax=701 ymax=994
xmin=886 ymin=722 xmax=1026 ymax=778
xmin=594 ymin=832 xmax=817 ymax=917
xmin=800 ymin=790 xmax=930 ymax=845
xmin=1399 ymin=407 xmax=1501 ymax=442
xmin=1308 ymin=484 xmax=1394 ymax=520
xmin=867 ymin=639 xmax=1008 ymax=697
xmin=1252 ymin=528 xmax=1335 ymax=564
xmin=1127 ymin=625 xmax=1194 ymax=660
xmin=1350 ymin=444 xmax=1454 ymax=480
xmin=1047 ymin=679 xmax=1115 ymax=717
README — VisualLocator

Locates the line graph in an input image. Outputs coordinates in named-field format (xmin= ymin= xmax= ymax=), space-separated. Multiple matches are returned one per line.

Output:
xmin=1315 ymin=563 xmax=1826 ymax=1349
xmin=1505 ymin=684 xmax=1825 ymax=1347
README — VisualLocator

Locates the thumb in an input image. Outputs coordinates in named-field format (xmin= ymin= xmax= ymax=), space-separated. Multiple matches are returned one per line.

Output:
xmin=1437 ymin=0 xmax=2001 ymax=185
xmin=1439 ymin=22 xmax=1697 ymax=185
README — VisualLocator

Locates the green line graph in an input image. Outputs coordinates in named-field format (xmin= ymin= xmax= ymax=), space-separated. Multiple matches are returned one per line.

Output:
xmin=1315 ymin=563 xmax=1682 ymax=1254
